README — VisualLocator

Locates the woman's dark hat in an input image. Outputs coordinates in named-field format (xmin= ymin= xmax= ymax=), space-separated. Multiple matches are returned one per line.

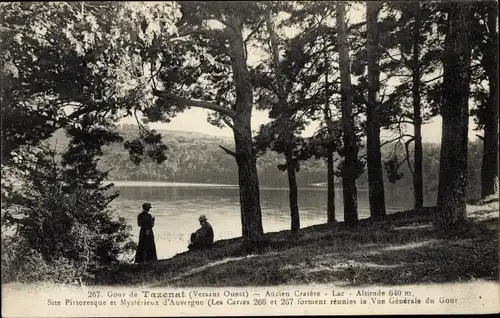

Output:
xmin=142 ymin=202 xmax=152 ymax=210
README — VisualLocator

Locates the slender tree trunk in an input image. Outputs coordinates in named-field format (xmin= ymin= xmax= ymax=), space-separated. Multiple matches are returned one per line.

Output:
xmin=286 ymin=151 xmax=300 ymax=233
xmin=229 ymin=18 xmax=264 ymax=246
xmin=327 ymin=150 xmax=335 ymax=223
xmin=324 ymin=109 xmax=336 ymax=225
xmin=436 ymin=4 xmax=473 ymax=230
xmin=324 ymin=47 xmax=335 ymax=224
xmin=267 ymin=8 xmax=300 ymax=232
xmin=481 ymin=6 xmax=499 ymax=198
xmin=336 ymin=2 xmax=358 ymax=226
xmin=412 ymin=6 xmax=424 ymax=210
xmin=285 ymin=130 xmax=300 ymax=234
xmin=366 ymin=1 xmax=386 ymax=220
xmin=326 ymin=134 xmax=336 ymax=223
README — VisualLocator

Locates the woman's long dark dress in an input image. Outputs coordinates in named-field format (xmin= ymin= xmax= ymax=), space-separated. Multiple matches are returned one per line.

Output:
xmin=134 ymin=211 xmax=157 ymax=263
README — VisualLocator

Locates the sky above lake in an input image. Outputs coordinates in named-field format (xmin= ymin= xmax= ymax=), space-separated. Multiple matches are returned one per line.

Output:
xmin=121 ymin=108 xmax=480 ymax=144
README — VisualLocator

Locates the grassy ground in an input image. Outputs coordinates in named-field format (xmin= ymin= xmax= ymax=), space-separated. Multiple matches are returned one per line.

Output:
xmin=92 ymin=200 xmax=499 ymax=287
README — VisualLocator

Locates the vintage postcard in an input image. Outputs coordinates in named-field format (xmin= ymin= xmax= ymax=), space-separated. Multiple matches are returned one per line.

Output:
xmin=1 ymin=1 xmax=499 ymax=316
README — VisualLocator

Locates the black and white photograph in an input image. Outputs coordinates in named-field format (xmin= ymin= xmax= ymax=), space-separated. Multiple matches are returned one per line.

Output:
xmin=1 ymin=1 xmax=499 ymax=316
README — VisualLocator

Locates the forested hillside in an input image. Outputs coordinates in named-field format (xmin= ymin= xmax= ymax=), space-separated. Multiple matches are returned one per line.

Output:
xmin=49 ymin=124 xmax=483 ymax=201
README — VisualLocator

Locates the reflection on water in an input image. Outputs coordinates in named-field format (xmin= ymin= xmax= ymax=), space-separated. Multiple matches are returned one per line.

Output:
xmin=111 ymin=183 xmax=412 ymax=260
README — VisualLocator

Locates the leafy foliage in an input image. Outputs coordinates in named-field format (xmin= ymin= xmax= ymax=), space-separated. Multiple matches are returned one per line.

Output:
xmin=359 ymin=2 xmax=447 ymax=133
xmin=2 ymin=145 xmax=135 ymax=284
xmin=0 ymin=2 xmax=171 ymax=166
xmin=253 ymin=1 xmax=343 ymax=178
xmin=384 ymin=155 xmax=405 ymax=183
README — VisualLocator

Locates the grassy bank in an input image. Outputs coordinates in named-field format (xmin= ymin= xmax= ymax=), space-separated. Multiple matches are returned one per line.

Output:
xmin=92 ymin=200 xmax=499 ymax=287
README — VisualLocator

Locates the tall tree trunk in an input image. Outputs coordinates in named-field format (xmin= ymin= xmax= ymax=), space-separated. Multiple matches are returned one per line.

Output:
xmin=324 ymin=43 xmax=336 ymax=224
xmin=286 ymin=151 xmax=300 ymax=233
xmin=366 ymin=1 xmax=386 ymax=220
xmin=325 ymin=101 xmax=336 ymax=223
xmin=229 ymin=17 xmax=264 ymax=246
xmin=436 ymin=4 xmax=473 ymax=230
xmin=412 ymin=6 xmax=424 ymax=210
xmin=481 ymin=6 xmax=499 ymax=198
xmin=284 ymin=130 xmax=300 ymax=233
xmin=233 ymin=124 xmax=264 ymax=244
xmin=267 ymin=8 xmax=300 ymax=232
xmin=336 ymin=2 xmax=358 ymax=226
xmin=326 ymin=147 xmax=335 ymax=223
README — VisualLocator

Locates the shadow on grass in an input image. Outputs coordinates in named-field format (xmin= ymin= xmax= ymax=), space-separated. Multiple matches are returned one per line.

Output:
xmin=92 ymin=205 xmax=498 ymax=287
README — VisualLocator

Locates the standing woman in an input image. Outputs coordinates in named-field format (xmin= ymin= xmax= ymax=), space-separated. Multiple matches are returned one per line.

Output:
xmin=134 ymin=202 xmax=158 ymax=263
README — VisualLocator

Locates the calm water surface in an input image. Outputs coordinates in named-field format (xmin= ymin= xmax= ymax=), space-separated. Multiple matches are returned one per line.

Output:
xmin=109 ymin=181 xmax=412 ymax=260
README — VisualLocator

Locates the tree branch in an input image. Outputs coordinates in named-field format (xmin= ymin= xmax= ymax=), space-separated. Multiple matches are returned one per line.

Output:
xmin=153 ymin=90 xmax=236 ymax=118
xmin=380 ymin=73 xmax=443 ymax=102
xmin=391 ymin=73 xmax=412 ymax=78
xmin=359 ymin=152 xmax=368 ymax=160
xmin=244 ymin=20 xmax=265 ymax=44
xmin=380 ymin=134 xmax=414 ymax=148
xmin=379 ymin=89 xmax=387 ymax=104
xmin=215 ymin=10 xmax=239 ymax=34
xmin=65 ymin=104 xmax=104 ymax=122
xmin=351 ymin=84 xmax=369 ymax=105
xmin=221 ymin=116 xmax=234 ymax=129
xmin=133 ymin=109 xmax=150 ymax=137
xmin=148 ymin=63 xmax=164 ymax=87
xmin=404 ymin=136 xmax=415 ymax=179
xmin=385 ymin=120 xmax=415 ymax=126
xmin=173 ymin=28 xmax=227 ymax=41
xmin=421 ymin=74 xmax=443 ymax=85
xmin=219 ymin=145 xmax=236 ymax=157
xmin=396 ymin=156 xmax=409 ymax=169
xmin=379 ymin=43 xmax=409 ymax=66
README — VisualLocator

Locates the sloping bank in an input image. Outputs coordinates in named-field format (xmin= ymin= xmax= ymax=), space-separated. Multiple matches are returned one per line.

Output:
xmin=92 ymin=201 xmax=499 ymax=287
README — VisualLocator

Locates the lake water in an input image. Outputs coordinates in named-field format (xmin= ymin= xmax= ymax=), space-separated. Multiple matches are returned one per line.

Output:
xmin=110 ymin=181 xmax=413 ymax=260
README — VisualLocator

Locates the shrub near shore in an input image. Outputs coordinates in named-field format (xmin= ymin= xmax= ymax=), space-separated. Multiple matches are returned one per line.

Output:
xmin=1 ymin=145 xmax=135 ymax=285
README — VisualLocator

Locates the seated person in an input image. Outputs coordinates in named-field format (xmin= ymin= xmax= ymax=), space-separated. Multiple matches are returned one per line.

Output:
xmin=188 ymin=215 xmax=214 ymax=251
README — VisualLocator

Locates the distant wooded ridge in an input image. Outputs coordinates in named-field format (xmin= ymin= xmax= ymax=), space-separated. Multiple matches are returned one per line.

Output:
xmin=48 ymin=124 xmax=483 ymax=200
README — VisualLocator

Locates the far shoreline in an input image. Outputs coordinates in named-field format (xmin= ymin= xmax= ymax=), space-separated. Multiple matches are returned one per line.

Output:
xmin=104 ymin=180 xmax=369 ymax=191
